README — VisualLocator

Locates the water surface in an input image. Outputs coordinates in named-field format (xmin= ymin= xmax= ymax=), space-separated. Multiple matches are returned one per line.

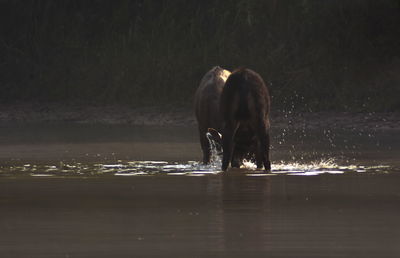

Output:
xmin=0 ymin=124 xmax=399 ymax=257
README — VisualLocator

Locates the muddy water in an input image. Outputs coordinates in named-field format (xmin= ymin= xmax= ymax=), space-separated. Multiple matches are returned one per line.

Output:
xmin=0 ymin=124 xmax=399 ymax=257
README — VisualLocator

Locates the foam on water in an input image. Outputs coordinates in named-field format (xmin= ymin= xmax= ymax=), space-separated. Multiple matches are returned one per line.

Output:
xmin=0 ymin=159 xmax=397 ymax=177
xmin=0 ymin=126 xmax=396 ymax=177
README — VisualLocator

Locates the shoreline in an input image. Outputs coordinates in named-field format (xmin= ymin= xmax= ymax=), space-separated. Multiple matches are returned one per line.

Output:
xmin=0 ymin=103 xmax=399 ymax=131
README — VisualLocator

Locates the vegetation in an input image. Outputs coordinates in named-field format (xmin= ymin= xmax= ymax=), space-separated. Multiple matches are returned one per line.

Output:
xmin=1 ymin=0 xmax=399 ymax=111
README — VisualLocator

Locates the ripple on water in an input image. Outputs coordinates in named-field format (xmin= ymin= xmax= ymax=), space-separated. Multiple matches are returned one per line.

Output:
xmin=0 ymin=159 xmax=397 ymax=178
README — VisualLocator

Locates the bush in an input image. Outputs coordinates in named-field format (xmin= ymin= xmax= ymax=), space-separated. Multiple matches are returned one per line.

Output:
xmin=1 ymin=0 xmax=399 ymax=111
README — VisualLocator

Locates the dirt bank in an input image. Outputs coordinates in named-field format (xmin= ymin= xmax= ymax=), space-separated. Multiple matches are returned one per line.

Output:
xmin=0 ymin=103 xmax=399 ymax=131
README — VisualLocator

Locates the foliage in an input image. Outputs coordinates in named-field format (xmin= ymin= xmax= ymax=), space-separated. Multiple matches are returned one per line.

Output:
xmin=1 ymin=0 xmax=399 ymax=111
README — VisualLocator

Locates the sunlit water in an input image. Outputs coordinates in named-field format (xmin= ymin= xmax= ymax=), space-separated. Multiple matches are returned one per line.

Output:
xmin=1 ymin=124 xmax=400 ymax=257
xmin=1 ymin=159 xmax=398 ymax=178
xmin=0 ymin=124 xmax=398 ymax=178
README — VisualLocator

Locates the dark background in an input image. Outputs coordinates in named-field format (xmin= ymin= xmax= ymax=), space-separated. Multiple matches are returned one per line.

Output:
xmin=1 ymin=0 xmax=399 ymax=112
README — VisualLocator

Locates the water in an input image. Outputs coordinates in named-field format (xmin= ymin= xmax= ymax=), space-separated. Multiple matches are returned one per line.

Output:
xmin=0 ymin=124 xmax=399 ymax=257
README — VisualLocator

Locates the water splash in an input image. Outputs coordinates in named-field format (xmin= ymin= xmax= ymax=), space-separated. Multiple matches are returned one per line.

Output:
xmin=0 ymin=159 xmax=396 ymax=177
xmin=206 ymin=131 xmax=222 ymax=166
xmin=271 ymin=158 xmax=344 ymax=176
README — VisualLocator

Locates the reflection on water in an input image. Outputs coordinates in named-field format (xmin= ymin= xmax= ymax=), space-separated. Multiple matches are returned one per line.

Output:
xmin=1 ymin=169 xmax=400 ymax=257
xmin=0 ymin=123 xmax=398 ymax=178
xmin=1 ymin=159 xmax=398 ymax=178
xmin=1 ymin=124 xmax=400 ymax=257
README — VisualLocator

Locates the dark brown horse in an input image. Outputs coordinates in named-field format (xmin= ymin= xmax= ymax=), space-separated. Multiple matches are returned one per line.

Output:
xmin=220 ymin=68 xmax=271 ymax=171
xmin=194 ymin=66 xmax=231 ymax=164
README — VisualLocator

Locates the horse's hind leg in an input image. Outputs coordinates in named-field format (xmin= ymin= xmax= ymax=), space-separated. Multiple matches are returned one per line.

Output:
xmin=221 ymin=121 xmax=239 ymax=171
xmin=199 ymin=127 xmax=211 ymax=164
xmin=255 ymin=120 xmax=271 ymax=171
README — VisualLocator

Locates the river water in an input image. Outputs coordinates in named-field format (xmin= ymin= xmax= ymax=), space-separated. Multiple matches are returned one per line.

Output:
xmin=0 ymin=124 xmax=399 ymax=257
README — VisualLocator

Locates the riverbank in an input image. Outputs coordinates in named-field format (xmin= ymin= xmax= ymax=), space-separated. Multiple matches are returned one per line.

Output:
xmin=0 ymin=103 xmax=399 ymax=131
